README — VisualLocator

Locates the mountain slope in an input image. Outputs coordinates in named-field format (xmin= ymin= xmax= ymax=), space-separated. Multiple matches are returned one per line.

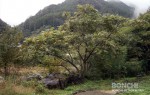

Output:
xmin=19 ymin=0 xmax=134 ymax=36
xmin=0 ymin=19 xmax=8 ymax=32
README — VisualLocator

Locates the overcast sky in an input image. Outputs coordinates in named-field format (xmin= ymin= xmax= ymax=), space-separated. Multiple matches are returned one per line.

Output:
xmin=0 ymin=0 xmax=65 ymax=26
xmin=0 ymin=0 xmax=150 ymax=26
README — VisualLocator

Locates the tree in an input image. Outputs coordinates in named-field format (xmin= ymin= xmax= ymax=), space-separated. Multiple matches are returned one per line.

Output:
xmin=127 ymin=11 xmax=150 ymax=74
xmin=23 ymin=5 xmax=128 ymax=78
xmin=0 ymin=27 xmax=23 ymax=77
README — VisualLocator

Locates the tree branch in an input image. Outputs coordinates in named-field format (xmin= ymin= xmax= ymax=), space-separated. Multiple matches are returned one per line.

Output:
xmin=85 ymin=32 xmax=112 ymax=62
xmin=47 ymin=52 xmax=80 ymax=73
xmin=66 ymin=49 xmax=74 ymax=63
xmin=49 ymin=64 xmax=71 ymax=74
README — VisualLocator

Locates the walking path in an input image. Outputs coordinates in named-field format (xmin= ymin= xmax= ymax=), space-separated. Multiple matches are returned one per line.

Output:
xmin=75 ymin=90 xmax=120 ymax=95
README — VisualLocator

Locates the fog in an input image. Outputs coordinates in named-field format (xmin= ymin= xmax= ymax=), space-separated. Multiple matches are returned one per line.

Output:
xmin=110 ymin=0 xmax=150 ymax=17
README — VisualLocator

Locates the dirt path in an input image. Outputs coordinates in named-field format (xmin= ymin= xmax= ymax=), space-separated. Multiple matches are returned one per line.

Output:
xmin=75 ymin=90 xmax=119 ymax=95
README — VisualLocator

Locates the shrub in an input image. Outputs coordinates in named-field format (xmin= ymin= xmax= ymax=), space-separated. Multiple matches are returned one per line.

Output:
xmin=22 ymin=80 xmax=38 ymax=87
xmin=35 ymin=84 xmax=47 ymax=94
xmin=125 ymin=59 xmax=142 ymax=77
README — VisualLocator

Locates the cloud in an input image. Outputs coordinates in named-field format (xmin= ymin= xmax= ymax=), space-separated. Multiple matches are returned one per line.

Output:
xmin=117 ymin=0 xmax=150 ymax=17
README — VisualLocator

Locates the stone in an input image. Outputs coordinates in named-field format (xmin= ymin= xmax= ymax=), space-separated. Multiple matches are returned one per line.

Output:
xmin=41 ymin=73 xmax=68 ymax=89
xmin=42 ymin=78 xmax=60 ymax=89
xmin=26 ymin=73 xmax=43 ymax=81
xmin=46 ymin=73 xmax=66 ymax=79
xmin=66 ymin=74 xmax=83 ymax=84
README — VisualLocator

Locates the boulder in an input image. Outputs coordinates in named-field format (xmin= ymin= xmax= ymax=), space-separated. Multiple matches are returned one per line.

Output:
xmin=45 ymin=73 xmax=56 ymax=80
xmin=26 ymin=73 xmax=43 ymax=81
xmin=42 ymin=78 xmax=60 ymax=89
xmin=46 ymin=73 xmax=66 ymax=80
xmin=66 ymin=74 xmax=83 ymax=84
xmin=42 ymin=73 xmax=83 ymax=89
xmin=42 ymin=78 xmax=67 ymax=89
xmin=42 ymin=73 xmax=68 ymax=89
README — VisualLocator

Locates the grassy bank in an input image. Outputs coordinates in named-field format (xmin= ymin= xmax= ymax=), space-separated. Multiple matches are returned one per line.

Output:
xmin=0 ymin=67 xmax=150 ymax=95
xmin=0 ymin=77 xmax=112 ymax=95
xmin=118 ymin=76 xmax=150 ymax=95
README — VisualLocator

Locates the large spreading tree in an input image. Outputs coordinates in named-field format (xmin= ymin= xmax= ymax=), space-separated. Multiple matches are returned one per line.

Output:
xmin=23 ymin=4 xmax=128 ymax=78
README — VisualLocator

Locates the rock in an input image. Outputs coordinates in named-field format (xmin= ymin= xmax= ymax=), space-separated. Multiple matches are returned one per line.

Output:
xmin=42 ymin=78 xmax=67 ymax=89
xmin=46 ymin=73 xmax=66 ymax=80
xmin=43 ymin=73 xmax=83 ymax=89
xmin=67 ymin=74 xmax=83 ymax=84
xmin=41 ymin=73 xmax=68 ymax=89
xmin=42 ymin=78 xmax=60 ymax=89
xmin=26 ymin=73 xmax=43 ymax=81
xmin=0 ymin=76 xmax=4 ymax=83
xmin=54 ymin=73 xmax=67 ymax=79
xmin=45 ymin=73 xmax=56 ymax=80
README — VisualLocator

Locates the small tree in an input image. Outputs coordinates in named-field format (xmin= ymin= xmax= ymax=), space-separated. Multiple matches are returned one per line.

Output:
xmin=0 ymin=27 xmax=23 ymax=77
xmin=127 ymin=11 xmax=150 ymax=73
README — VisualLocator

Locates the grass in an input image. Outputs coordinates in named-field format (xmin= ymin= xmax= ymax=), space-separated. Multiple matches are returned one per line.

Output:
xmin=47 ymin=79 xmax=112 ymax=95
xmin=118 ymin=76 xmax=150 ymax=95
xmin=2 ymin=76 xmax=150 ymax=95
xmin=0 ymin=67 xmax=150 ymax=95
xmin=0 ymin=75 xmax=112 ymax=95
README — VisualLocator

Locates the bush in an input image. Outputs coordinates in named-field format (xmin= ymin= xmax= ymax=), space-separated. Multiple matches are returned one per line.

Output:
xmin=42 ymin=56 xmax=61 ymax=74
xmin=22 ymin=80 xmax=38 ymax=87
xmin=35 ymin=84 xmax=47 ymax=94
xmin=88 ymin=47 xmax=128 ymax=79
xmin=125 ymin=59 xmax=142 ymax=77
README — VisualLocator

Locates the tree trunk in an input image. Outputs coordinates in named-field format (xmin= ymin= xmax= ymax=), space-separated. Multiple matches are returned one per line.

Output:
xmin=4 ymin=62 xmax=8 ymax=79
xmin=79 ymin=61 xmax=89 ymax=78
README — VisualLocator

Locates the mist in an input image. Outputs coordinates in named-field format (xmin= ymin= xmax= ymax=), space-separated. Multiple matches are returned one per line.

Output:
xmin=106 ymin=0 xmax=150 ymax=17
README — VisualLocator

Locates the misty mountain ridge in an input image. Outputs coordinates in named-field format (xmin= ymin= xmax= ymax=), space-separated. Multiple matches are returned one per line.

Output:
xmin=0 ymin=19 xmax=9 ymax=32
xmin=107 ymin=0 xmax=150 ymax=18
xmin=19 ymin=0 xmax=135 ymax=36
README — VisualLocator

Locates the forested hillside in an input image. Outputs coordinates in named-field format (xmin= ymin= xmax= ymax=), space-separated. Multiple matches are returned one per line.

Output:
xmin=0 ymin=19 xmax=8 ymax=32
xmin=19 ymin=0 xmax=134 ymax=36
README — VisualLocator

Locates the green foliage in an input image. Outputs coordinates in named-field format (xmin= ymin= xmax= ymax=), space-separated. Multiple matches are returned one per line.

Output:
xmin=21 ymin=4 xmax=149 ymax=79
xmin=61 ymin=4 xmax=102 ymax=33
xmin=22 ymin=80 xmax=38 ymax=88
xmin=42 ymin=56 xmax=60 ymax=73
xmin=118 ymin=76 xmax=150 ymax=95
xmin=23 ymin=5 xmax=127 ymax=77
xmin=125 ymin=59 xmax=142 ymax=77
xmin=126 ymin=11 xmax=150 ymax=73
xmin=88 ymin=46 xmax=128 ymax=79
xmin=35 ymin=84 xmax=47 ymax=94
xmin=0 ymin=27 xmax=23 ymax=76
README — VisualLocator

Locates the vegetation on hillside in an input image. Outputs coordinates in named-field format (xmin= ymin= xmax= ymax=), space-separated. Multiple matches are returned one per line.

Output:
xmin=0 ymin=19 xmax=9 ymax=32
xmin=18 ymin=0 xmax=134 ymax=36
